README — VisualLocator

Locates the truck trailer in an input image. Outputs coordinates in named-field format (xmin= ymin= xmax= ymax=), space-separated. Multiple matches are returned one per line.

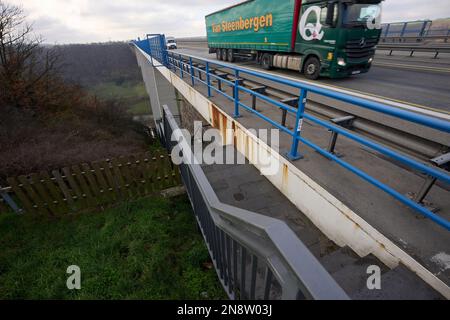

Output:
xmin=205 ymin=0 xmax=383 ymax=79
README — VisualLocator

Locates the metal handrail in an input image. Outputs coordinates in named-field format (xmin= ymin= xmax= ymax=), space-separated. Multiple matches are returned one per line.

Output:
xmin=380 ymin=35 xmax=450 ymax=41
xmin=132 ymin=39 xmax=450 ymax=231
xmin=377 ymin=43 xmax=450 ymax=58
xmin=162 ymin=104 xmax=348 ymax=300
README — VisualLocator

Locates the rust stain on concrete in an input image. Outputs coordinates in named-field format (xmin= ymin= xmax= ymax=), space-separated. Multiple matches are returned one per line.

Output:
xmin=231 ymin=121 xmax=237 ymax=146
xmin=282 ymin=163 xmax=289 ymax=190
xmin=211 ymin=105 xmax=220 ymax=129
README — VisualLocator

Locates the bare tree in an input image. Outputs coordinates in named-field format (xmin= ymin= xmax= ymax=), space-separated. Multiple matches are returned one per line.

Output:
xmin=0 ymin=1 xmax=60 ymax=110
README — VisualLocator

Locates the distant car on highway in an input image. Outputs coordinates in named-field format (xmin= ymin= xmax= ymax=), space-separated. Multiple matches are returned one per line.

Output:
xmin=166 ymin=37 xmax=177 ymax=50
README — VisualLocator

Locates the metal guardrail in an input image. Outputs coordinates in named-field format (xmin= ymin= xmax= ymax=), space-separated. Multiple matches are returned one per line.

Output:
xmin=377 ymin=43 xmax=450 ymax=58
xmin=175 ymin=36 xmax=450 ymax=59
xmin=133 ymin=37 xmax=450 ymax=231
xmin=161 ymin=104 xmax=348 ymax=300
xmin=174 ymin=36 xmax=450 ymax=58
xmin=380 ymin=35 xmax=450 ymax=43
xmin=381 ymin=21 xmax=433 ymax=38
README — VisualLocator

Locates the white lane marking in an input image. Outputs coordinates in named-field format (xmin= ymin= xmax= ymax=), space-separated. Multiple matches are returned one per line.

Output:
xmin=374 ymin=62 xmax=450 ymax=73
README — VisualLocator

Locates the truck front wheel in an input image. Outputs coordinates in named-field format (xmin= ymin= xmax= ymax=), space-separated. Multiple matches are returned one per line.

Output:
xmin=303 ymin=57 xmax=320 ymax=80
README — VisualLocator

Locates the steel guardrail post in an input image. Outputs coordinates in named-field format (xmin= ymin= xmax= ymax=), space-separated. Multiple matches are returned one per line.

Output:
xmin=384 ymin=23 xmax=390 ymax=37
xmin=400 ymin=22 xmax=408 ymax=37
xmin=206 ymin=62 xmax=212 ymax=98
xmin=148 ymin=41 xmax=154 ymax=66
xmin=189 ymin=57 xmax=195 ymax=86
xmin=179 ymin=54 xmax=183 ymax=78
xmin=287 ymin=89 xmax=307 ymax=161
xmin=233 ymin=70 xmax=241 ymax=118
xmin=161 ymin=34 xmax=169 ymax=67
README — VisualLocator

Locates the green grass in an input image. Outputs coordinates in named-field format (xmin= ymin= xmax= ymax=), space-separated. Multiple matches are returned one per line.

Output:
xmin=128 ymin=100 xmax=151 ymax=115
xmin=90 ymin=81 xmax=152 ymax=115
xmin=0 ymin=195 xmax=226 ymax=299
xmin=91 ymin=81 xmax=147 ymax=100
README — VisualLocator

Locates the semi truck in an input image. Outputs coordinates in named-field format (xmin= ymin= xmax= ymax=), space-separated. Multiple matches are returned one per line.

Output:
xmin=205 ymin=0 xmax=383 ymax=79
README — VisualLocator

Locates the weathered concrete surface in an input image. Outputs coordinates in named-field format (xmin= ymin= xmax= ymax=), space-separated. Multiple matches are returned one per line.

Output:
xmin=170 ymin=66 xmax=450 ymax=280
xmin=133 ymin=46 xmax=449 ymax=297
xmin=179 ymin=92 xmax=445 ymax=299
xmin=134 ymin=47 xmax=179 ymax=121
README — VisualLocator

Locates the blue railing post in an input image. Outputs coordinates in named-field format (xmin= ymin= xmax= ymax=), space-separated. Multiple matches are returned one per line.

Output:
xmin=179 ymin=54 xmax=183 ymax=78
xmin=287 ymin=89 xmax=307 ymax=161
xmin=384 ymin=23 xmax=390 ymax=37
xmin=148 ymin=43 xmax=154 ymax=66
xmin=189 ymin=57 xmax=195 ymax=86
xmin=233 ymin=70 xmax=241 ymax=118
xmin=206 ymin=62 xmax=212 ymax=97
xmin=400 ymin=22 xmax=408 ymax=37
xmin=161 ymin=35 xmax=169 ymax=67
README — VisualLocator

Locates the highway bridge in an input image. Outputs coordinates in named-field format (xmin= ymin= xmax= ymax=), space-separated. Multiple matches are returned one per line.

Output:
xmin=131 ymin=34 xmax=450 ymax=300
xmin=174 ymin=37 xmax=450 ymax=113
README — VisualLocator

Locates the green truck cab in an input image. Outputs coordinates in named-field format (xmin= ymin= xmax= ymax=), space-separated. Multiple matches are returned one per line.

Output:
xmin=205 ymin=0 xmax=383 ymax=79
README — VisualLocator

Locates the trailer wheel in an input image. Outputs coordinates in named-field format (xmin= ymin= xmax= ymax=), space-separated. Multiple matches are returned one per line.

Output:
xmin=227 ymin=49 xmax=235 ymax=62
xmin=303 ymin=56 xmax=320 ymax=80
xmin=221 ymin=49 xmax=227 ymax=61
xmin=261 ymin=53 xmax=273 ymax=70
xmin=216 ymin=49 xmax=222 ymax=61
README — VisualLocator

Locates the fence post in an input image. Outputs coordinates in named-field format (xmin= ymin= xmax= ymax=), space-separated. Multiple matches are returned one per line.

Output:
xmin=0 ymin=186 xmax=22 ymax=214
xmin=287 ymin=89 xmax=307 ymax=161
xmin=206 ymin=62 xmax=212 ymax=97
xmin=233 ymin=70 xmax=240 ymax=118
xmin=189 ymin=57 xmax=195 ymax=86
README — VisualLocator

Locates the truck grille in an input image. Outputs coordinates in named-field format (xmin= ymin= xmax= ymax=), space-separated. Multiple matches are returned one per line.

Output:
xmin=345 ymin=38 xmax=378 ymax=60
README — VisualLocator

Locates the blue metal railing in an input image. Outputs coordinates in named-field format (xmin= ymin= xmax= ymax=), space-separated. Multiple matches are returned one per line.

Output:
xmin=381 ymin=21 xmax=432 ymax=38
xmin=133 ymin=39 xmax=450 ymax=231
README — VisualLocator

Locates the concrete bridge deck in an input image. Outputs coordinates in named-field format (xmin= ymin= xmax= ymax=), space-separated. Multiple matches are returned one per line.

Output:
xmin=176 ymin=92 xmax=445 ymax=298
xmin=170 ymin=62 xmax=450 ymax=285
xmin=133 ymin=44 xmax=450 ymax=298
xmin=199 ymin=141 xmax=443 ymax=299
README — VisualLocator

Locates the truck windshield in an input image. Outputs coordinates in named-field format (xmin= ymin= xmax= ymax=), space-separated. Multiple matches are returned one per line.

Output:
xmin=167 ymin=40 xmax=175 ymax=43
xmin=343 ymin=3 xmax=381 ymax=27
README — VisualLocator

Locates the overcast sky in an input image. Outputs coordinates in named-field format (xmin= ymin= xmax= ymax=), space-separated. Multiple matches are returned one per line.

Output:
xmin=6 ymin=0 xmax=450 ymax=44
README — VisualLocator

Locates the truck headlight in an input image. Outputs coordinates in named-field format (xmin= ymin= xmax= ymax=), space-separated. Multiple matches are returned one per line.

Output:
xmin=337 ymin=58 xmax=346 ymax=66
xmin=368 ymin=57 xmax=373 ymax=63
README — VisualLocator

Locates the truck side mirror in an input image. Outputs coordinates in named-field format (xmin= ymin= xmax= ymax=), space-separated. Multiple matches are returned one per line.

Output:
xmin=326 ymin=3 xmax=335 ymax=27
